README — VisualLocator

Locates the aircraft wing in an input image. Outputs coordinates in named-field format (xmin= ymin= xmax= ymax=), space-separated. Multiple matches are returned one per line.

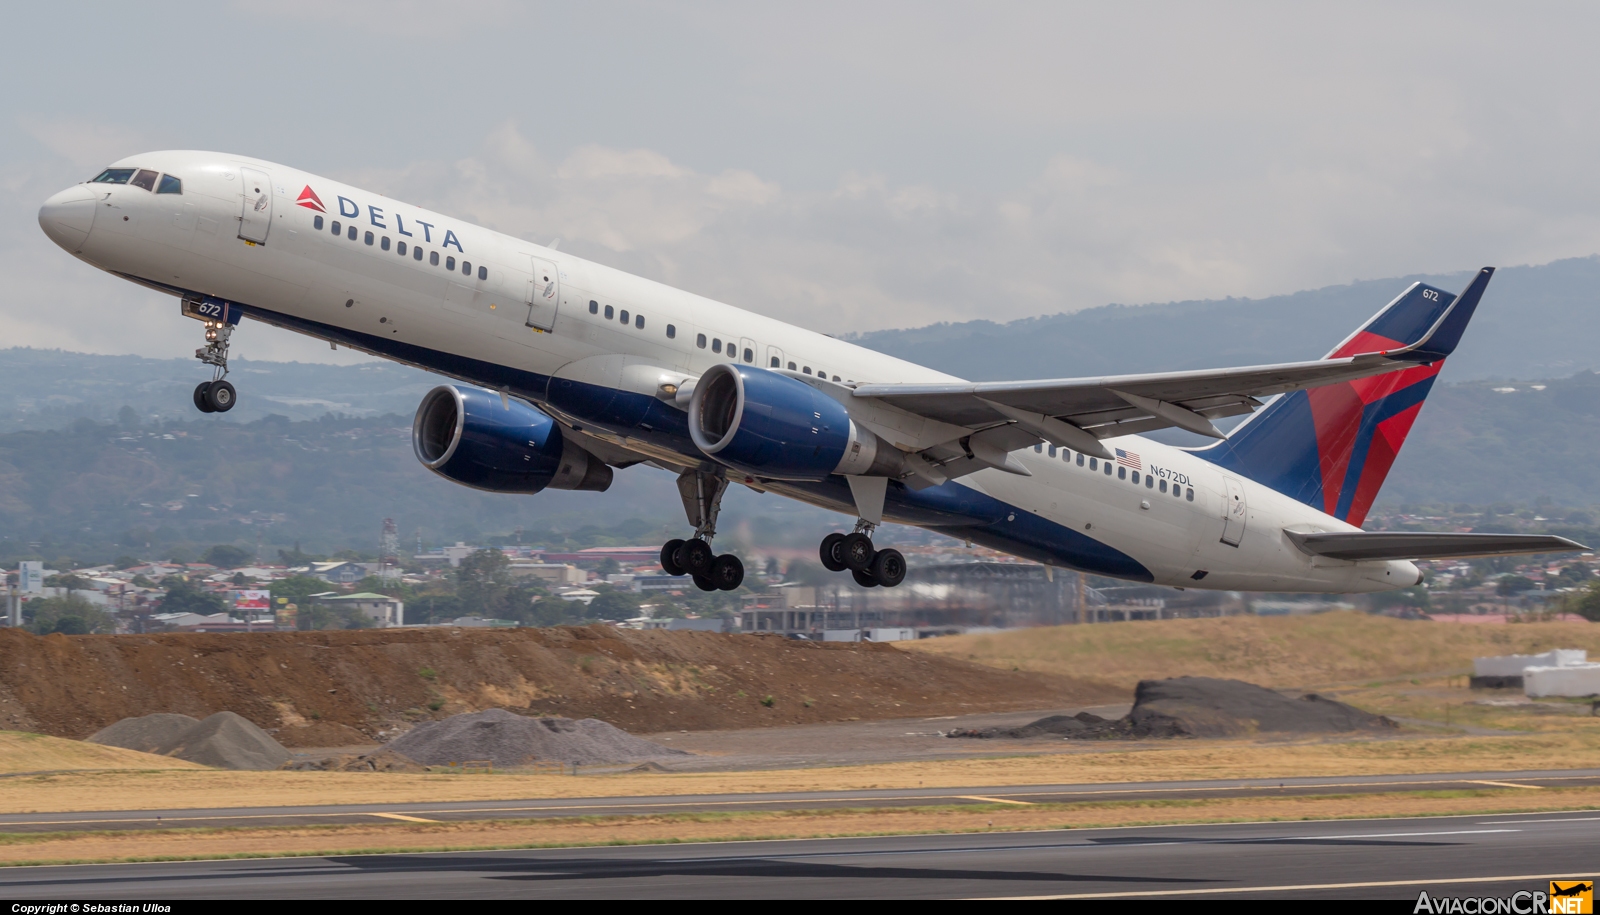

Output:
xmin=850 ymin=350 xmax=1422 ymax=459
xmin=1284 ymin=531 xmax=1589 ymax=562
xmin=846 ymin=269 xmax=1491 ymax=466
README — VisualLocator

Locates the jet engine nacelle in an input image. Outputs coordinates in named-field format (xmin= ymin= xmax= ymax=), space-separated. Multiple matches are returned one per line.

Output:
xmin=688 ymin=363 xmax=895 ymax=480
xmin=412 ymin=385 xmax=612 ymax=494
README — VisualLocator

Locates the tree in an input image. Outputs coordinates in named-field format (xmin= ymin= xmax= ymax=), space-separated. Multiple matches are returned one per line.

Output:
xmin=157 ymin=576 xmax=227 ymax=616
xmin=596 ymin=557 xmax=622 ymax=578
xmin=117 ymin=405 xmax=140 ymax=430
xmin=1569 ymin=581 xmax=1600 ymax=622
xmin=1496 ymin=575 xmax=1537 ymax=596
xmin=25 ymin=594 xmax=114 ymax=634
xmin=44 ymin=573 xmax=92 ymax=591
xmin=202 ymin=544 xmax=253 ymax=569
xmin=269 ymin=575 xmax=333 ymax=607
xmin=457 ymin=548 xmax=515 ymax=618
xmin=407 ymin=593 xmax=464 ymax=626
xmin=524 ymin=597 xmax=576 ymax=627
xmin=113 ymin=555 xmax=141 ymax=571
xmin=586 ymin=587 xmax=641 ymax=622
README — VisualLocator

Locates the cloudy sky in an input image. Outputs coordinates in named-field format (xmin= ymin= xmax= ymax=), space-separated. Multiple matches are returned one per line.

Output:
xmin=5 ymin=2 xmax=1600 ymax=363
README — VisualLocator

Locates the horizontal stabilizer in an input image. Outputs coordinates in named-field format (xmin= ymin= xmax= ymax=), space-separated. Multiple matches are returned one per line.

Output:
xmin=1285 ymin=530 xmax=1589 ymax=562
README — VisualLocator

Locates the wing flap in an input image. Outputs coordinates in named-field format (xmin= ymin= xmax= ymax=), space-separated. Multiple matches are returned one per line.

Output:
xmin=1285 ymin=531 xmax=1589 ymax=562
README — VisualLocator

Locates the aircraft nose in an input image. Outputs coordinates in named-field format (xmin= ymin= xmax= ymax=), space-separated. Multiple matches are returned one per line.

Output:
xmin=38 ymin=184 xmax=98 ymax=252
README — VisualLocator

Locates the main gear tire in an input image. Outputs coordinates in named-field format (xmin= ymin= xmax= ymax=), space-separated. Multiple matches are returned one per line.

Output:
xmin=819 ymin=533 xmax=848 ymax=572
xmin=851 ymin=568 xmax=879 ymax=588
xmin=709 ymin=554 xmax=745 ymax=591
xmin=870 ymin=548 xmax=906 ymax=588
xmin=660 ymin=539 xmax=687 ymax=576
xmin=841 ymin=532 xmax=876 ymax=572
xmin=681 ymin=539 xmax=716 ymax=577
xmin=193 ymin=382 xmax=216 ymax=414
xmin=692 ymin=574 xmax=718 ymax=592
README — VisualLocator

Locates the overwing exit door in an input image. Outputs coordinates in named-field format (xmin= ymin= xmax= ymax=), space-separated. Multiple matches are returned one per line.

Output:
xmin=237 ymin=167 xmax=272 ymax=244
xmin=1220 ymin=476 xmax=1248 ymax=546
xmin=525 ymin=256 xmax=560 ymax=331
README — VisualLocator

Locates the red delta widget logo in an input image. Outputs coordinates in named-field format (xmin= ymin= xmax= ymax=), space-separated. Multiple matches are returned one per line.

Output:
xmin=295 ymin=185 xmax=325 ymax=213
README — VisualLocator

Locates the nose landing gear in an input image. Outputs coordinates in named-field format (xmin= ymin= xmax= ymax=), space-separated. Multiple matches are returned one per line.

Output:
xmin=188 ymin=302 xmax=238 ymax=413
xmin=819 ymin=521 xmax=905 ymax=587
xmin=660 ymin=470 xmax=744 ymax=592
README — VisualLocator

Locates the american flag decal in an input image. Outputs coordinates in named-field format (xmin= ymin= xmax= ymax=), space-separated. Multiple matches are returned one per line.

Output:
xmin=1115 ymin=448 xmax=1142 ymax=470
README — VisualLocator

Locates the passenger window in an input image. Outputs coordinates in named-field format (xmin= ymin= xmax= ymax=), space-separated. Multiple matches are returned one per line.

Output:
xmin=604 ymin=305 xmax=614 ymax=320
xmin=430 ymin=251 xmax=439 ymax=266
xmin=445 ymin=256 xmax=456 ymax=271
xmin=1105 ymin=462 xmax=1113 ymax=475
xmin=635 ymin=314 xmax=644 ymax=329
xmin=788 ymin=362 xmax=796 ymax=370
xmin=802 ymin=367 xmax=812 ymax=374
xmin=696 ymin=333 xmax=706 ymax=348
xmin=478 ymin=266 xmax=487 ymax=280
xmin=1077 ymin=453 xmax=1084 ymax=466
xmin=1146 ymin=475 xmax=1154 ymax=489
xmin=712 ymin=339 xmax=722 ymax=353
xmin=413 ymin=246 xmax=423 ymax=261
xmin=1089 ymin=458 xmax=1098 ymax=470
xmin=347 ymin=225 xmax=357 ymax=240
xmin=397 ymin=241 xmax=407 ymax=256
xmin=1063 ymin=450 xmax=1071 ymax=462
xmin=1186 ymin=487 xmax=1194 ymax=501
xmin=130 ymin=169 xmax=158 ymax=191
xmin=771 ymin=356 xmax=781 ymax=367
xmin=1034 ymin=444 xmax=1043 ymax=453
xmin=833 ymin=375 xmax=841 ymax=382
xmin=620 ymin=309 xmax=630 ymax=324
xmin=590 ymin=301 xmax=599 ymax=314
xmin=156 ymin=174 xmax=182 ymax=194
xmin=1047 ymin=445 xmax=1057 ymax=457
xmin=381 ymin=237 xmax=391 ymax=251
xmin=743 ymin=348 xmax=753 ymax=363
xmin=462 ymin=261 xmax=471 ymax=275
xmin=313 ymin=215 xmax=324 ymax=230
xmin=91 ymin=168 xmax=135 ymax=184
xmin=667 ymin=324 xmax=676 ymax=339
xmin=1159 ymin=479 xmax=1167 ymax=493
xmin=331 ymin=220 xmax=341 ymax=235
xmin=365 ymin=231 xmax=374 ymax=245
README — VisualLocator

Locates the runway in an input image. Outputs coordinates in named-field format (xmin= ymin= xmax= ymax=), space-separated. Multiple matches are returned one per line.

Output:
xmin=0 ymin=767 xmax=1596 ymax=833
xmin=4 ymin=810 xmax=1596 ymax=899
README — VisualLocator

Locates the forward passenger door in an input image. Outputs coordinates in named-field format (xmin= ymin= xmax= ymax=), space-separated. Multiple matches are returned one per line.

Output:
xmin=237 ymin=167 xmax=272 ymax=244
xmin=526 ymin=256 xmax=560 ymax=331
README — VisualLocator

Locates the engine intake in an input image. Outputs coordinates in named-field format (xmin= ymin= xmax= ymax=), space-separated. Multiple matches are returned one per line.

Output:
xmin=413 ymin=385 xmax=612 ymax=493
xmin=688 ymin=363 xmax=895 ymax=480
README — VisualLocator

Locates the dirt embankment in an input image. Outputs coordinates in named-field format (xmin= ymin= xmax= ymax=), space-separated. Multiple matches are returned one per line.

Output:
xmin=909 ymin=611 xmax=1600 ymax=691
xmin=0 ymin=626 xmax=1115 ymax=747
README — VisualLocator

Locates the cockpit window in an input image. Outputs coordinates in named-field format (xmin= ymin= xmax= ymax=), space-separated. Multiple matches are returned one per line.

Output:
xmin=129 ymin=169 xmax=159 ymax=192
xmin=91 ymin=168 xmax=136 ymax=184
xmin=156 ymin=174 xmax=182 ymax=195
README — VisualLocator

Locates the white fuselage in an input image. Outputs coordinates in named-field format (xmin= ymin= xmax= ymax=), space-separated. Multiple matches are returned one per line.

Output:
xmin=38 ymin=151 xmax=1419 ymax=593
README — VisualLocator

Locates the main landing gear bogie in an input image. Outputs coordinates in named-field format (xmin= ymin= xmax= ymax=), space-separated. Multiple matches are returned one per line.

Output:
xmin=819 ymin=529 xmax=905 ymax=588
xmin=660 ymin=538 xmax=744 ymax=592
xmin=190 ymin=305 xmax=240 ymax=415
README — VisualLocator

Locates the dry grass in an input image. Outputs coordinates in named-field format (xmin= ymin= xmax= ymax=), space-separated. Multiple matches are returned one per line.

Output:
xmin=906 ymin=611 xmax=1600 ymax=691
xmin=2 ymin=785 xmax=1596 ymax=867
xmin=6 ymin=695 xmax=1600 ymax=815
xmin=0 ymin=731 xmax=206 ymax=774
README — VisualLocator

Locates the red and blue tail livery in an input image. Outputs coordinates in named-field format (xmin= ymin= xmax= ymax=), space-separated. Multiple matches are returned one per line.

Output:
xmin=1196 ymin=269 xmax=1493 ymax=526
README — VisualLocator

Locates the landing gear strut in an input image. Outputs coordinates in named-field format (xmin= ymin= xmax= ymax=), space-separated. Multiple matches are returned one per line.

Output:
xmin=191 ymin=311 xmax=237 ymax=414
xmin=660 ymin=470 xmax=744 ymax=592
xmin=819 ymin=520 xmax=905 ymax=588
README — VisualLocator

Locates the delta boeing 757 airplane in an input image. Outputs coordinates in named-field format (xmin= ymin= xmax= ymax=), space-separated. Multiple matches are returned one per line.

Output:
xmin=37 ymin=151 xmax=1586 ymax=593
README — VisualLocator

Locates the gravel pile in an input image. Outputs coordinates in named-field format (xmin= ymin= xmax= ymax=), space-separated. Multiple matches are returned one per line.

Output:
xmin=88 ymin=713 xmax=201 ymax=754
xmin=950 ymin=677 xmax=1397 ymax=740
xmin=88 ymin=711 xmax=291 ymax=769
xmin=389 ymin=708 xmax=688 ymax=767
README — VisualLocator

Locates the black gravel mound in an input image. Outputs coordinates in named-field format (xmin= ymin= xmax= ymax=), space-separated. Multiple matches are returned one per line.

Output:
xmin=88 ymin=713 xmax=202 ymax=754
xmin=389 ymin=708 xmax=689 ymax=768
xmin=88 ymin=711 xmax=291 ymax=769
xmin=950 ymin=677 xmax=1396 ymax=740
